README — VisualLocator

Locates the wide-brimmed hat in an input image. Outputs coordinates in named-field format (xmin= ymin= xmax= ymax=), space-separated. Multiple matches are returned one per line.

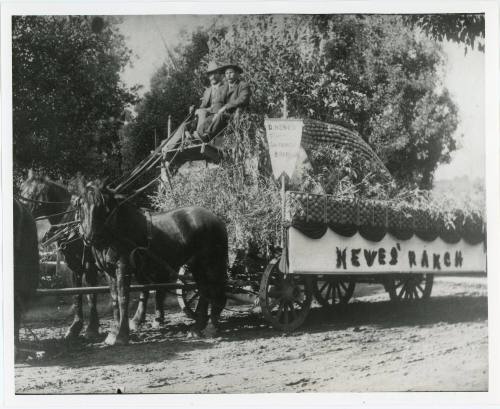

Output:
xmin=206 ymin=61 xmax=222 ymax=75
xmin=219 ymin=63 xmax=243 ymax=74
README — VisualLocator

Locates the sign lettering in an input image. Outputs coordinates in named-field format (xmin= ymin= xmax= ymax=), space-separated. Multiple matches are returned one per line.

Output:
xmin=265 ymin=119 xmax=303 ymax=178
xmin=289 ymin=228 xmax=486 ymax=275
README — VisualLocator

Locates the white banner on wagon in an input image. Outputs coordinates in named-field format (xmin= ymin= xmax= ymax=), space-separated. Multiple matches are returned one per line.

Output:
xmin=264 ymin=118 xmax=303 ymax=179
xmin=288 ymin=227 xmax=486 ymax=275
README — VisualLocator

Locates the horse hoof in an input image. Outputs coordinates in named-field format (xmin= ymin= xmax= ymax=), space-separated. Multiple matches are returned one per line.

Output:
xmin=64 ymin=331 xmax=79 ymax=342
xmin=114 ymin=335 xmax=129 ymax=346
xmin=201 ymin=323 xmax=218 ymax=338
xmin=151 ymin=319 xmax=164 ymax=329
xmin=65 ymin=321 xmax=83 ymax=339
xmin=129 ymin=319 xmax=142 ymax=331
xmin=105 ymin=333 xmax=117 ymax=345
xmin=84 ymin=328 xmax=100 ymax=340
xmin=187 ymin=329 xmax=201 ymax=339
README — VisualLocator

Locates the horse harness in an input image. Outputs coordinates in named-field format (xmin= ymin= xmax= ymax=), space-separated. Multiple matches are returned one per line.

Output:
xmin=89 ymin=206 xmax=178 ymax=282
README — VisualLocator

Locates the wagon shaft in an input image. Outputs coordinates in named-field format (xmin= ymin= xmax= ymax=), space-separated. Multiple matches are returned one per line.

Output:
xmin=36 ymin=282 xmax=196 ymax=296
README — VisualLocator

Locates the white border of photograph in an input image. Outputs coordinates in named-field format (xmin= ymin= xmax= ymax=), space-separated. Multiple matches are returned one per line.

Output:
xmin=1 ymin=1 xmax=499 ymax=408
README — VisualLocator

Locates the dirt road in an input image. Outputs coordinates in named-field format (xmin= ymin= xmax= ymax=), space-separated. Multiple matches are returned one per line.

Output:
xmin=14 ymin=276 xmax=488 ymax=393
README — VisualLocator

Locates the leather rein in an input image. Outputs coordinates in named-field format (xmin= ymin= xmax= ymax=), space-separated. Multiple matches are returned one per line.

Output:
xmin=83 ymin=192 xmax=177 ymax=280
xmin=15 ymin=193 xmax=71 ymax=205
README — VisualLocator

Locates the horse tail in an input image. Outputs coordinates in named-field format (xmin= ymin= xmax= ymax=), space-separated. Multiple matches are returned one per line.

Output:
xmin=211 ymin=218 xmax=229 ymax=281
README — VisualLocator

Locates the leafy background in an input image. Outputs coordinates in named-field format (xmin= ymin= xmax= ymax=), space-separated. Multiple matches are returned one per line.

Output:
xmin=12 ymin=14 xmax=485 ymax=258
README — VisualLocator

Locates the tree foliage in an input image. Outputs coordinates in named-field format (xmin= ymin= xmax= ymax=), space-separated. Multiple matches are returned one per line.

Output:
xmin=126 ymin=15 xmax=462 ymax=189
xmin=12 ymin=16 xmax=137 ymax=178
xmin=403 ymin=14 xmax=485 ymax=53
xmin=199 ymin=15 xmax=459 ymax=188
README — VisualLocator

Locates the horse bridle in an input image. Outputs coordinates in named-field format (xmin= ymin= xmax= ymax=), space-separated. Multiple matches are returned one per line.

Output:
xmin=15 ymin=193 xmax=71 ymax=205
xmin=15 ymin=193 xmax=73 ymax=219
xmin=78 ymin=186 xmax=173 ymax=279
xmin=77 ymin=185 xmax=120 ymax=247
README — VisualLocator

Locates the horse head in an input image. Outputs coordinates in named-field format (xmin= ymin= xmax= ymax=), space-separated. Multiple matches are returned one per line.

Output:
xmin=19 ymin=170 xmax=72 ymax=220
xmin=19 ymin=170 xmax=52 ymax=216
xmin=77 ymin=179 xmax=119 ymax=248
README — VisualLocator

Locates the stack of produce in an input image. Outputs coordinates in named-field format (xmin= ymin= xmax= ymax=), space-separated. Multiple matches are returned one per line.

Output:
xmin=301 ymin=119 xmax=391 ymax=181
xmin=285 ymin=191 xmax=485 ymax=245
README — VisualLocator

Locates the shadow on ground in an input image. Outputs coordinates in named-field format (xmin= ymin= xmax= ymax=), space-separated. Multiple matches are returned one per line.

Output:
xmin=218 ymin=295 xmax=488 ymax=340
xmin=17 ymin=294 xmax=487 ymax=367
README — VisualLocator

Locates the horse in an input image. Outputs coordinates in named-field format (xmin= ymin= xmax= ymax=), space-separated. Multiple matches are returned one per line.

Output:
xmin=13 ymin=198 xmax=39 ymax=346
xmin=77 ymin=182 xmax=228 ymax=345
xmin=19 ymin=172 xmax=101 ymax=339
xmin=20 ymin=172 xmax=171 ymax=337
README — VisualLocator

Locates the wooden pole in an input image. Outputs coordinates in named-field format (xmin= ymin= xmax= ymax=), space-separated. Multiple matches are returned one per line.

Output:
xmin=35 ymin=282 xmax=262 ymax=300
xmin=280 ymin=173 xmax=286 ymax=249
xmin=159 ymin=115 xmax=172 ymax=193
xmin=154 ymin=128 xmax=158 ymax=149
xmin=280 ymin=94 xmax=288 ymax=251
xmin=36 ymin=282 xmax=196 ymax=297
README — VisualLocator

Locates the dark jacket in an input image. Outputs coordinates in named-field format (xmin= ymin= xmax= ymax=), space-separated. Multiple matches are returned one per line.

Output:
xmin=223 ymin=80 xmax=251 ymax=113
xmin=199 ymin=82 xmax=226 ymax=114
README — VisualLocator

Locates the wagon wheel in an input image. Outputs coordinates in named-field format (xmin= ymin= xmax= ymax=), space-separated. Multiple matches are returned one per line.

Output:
xmin=312 ymin=278 xmax=355 ymax=308
xmin=176 ymin=266 xmax=199 ymax=320
xmin=385 ymin=274 xmax=434 ymax=302
xmin=259 ymin=258 xmax=313 ymax=331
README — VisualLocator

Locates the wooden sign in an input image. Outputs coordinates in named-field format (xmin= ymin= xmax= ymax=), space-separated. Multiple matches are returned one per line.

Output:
xmin=265 ymin=119 xmax=303 ymax=179
xmin=288 ymin=227 xmax=486 ymax=275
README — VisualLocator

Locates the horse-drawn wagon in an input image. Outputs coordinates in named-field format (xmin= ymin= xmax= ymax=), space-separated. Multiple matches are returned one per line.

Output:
xmin=18 ymin=114 xmax=487 ymax=341
xmin=161 ymin=116 xmax=487 ymax=332
xmin=174 ymin=188 xmax=486 ymax=331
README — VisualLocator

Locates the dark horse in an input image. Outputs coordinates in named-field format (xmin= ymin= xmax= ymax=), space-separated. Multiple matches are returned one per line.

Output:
xmin=20 ymin=172 xmax=101 ymax=339
xmin=78 ymin=183 xmax=228 ymax=345
xmin=20 ymin=172 xmax=172 ymax=335
xmin=13 ymin=198 xmax=39 ymax=346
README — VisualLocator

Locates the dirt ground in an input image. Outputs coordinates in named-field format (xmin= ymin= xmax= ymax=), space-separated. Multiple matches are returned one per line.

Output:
xmin=14 ymin=275 xmax=488 ymax=393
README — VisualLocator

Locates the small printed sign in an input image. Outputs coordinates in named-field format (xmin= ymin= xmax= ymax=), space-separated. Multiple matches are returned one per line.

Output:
xmin=265 ymin=119 xmax=303 ymax=179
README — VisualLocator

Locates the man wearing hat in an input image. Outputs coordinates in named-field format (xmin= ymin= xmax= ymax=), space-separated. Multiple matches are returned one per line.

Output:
xmin=194 ymin=62 xmax=251 ymax=142
xmin=204 ymin=63 xmax=251 ymax=140
xmin=218 ymin=63 xmax=250 ymax=115
xmin=192 ymin=61 xmax=227 ymax=140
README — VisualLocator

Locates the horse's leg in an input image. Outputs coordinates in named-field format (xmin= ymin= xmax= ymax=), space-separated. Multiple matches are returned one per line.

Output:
xmin=84 ymin=265 xmax=100 ymax=339
xmin=114 ymin=257 xmax=130 ymax=346
xmin=153 ymin=289 xmax=166 ymax=328
xmin=65 ymin=270 xmax=84 ymax=340
xmin=130 ymin=290 xmax=149 ymax=331
xmin=105 ymin=273 xmax=120 ymax=345
xmin=188 ymin=261 xmax=210 ymax=335
xmin=188 ymin=296 xmax=208 ymax=338
xmin=203 ymin=245 xmax=228 ymax=337
xmin=191 ymin=286 xmax=209 ymax=335
xmin=206 ymin=283 xmax=227 ymax=337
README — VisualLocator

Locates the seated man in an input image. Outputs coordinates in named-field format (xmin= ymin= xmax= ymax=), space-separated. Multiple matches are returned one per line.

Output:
xmin=191 ymin=61 xmax=226 ymax=140
xmin=198 ymin=62 xmax=251 ymax=142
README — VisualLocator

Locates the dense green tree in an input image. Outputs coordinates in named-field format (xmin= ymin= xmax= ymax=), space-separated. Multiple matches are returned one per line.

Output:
xmin=202 ymin=15 xmax=459 ymax=188
xmin=12 ymin=15 xmax=137 ymax=178
xmin=121 ymin=15 xmax=460 ymax=188
xmin=403 ymin=14 xmax=485 ymax=52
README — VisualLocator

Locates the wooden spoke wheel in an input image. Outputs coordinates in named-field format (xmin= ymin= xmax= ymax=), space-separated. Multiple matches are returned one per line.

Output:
xmin=386 ymin=274 xmax=434 ymax=302
xmin=259 ymin=259 xmax=313 ymax=331
xmin=313 ymin=278 xmax=355 ymax=308
xmin=176 ymin=266 xmax=200 ymax=320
